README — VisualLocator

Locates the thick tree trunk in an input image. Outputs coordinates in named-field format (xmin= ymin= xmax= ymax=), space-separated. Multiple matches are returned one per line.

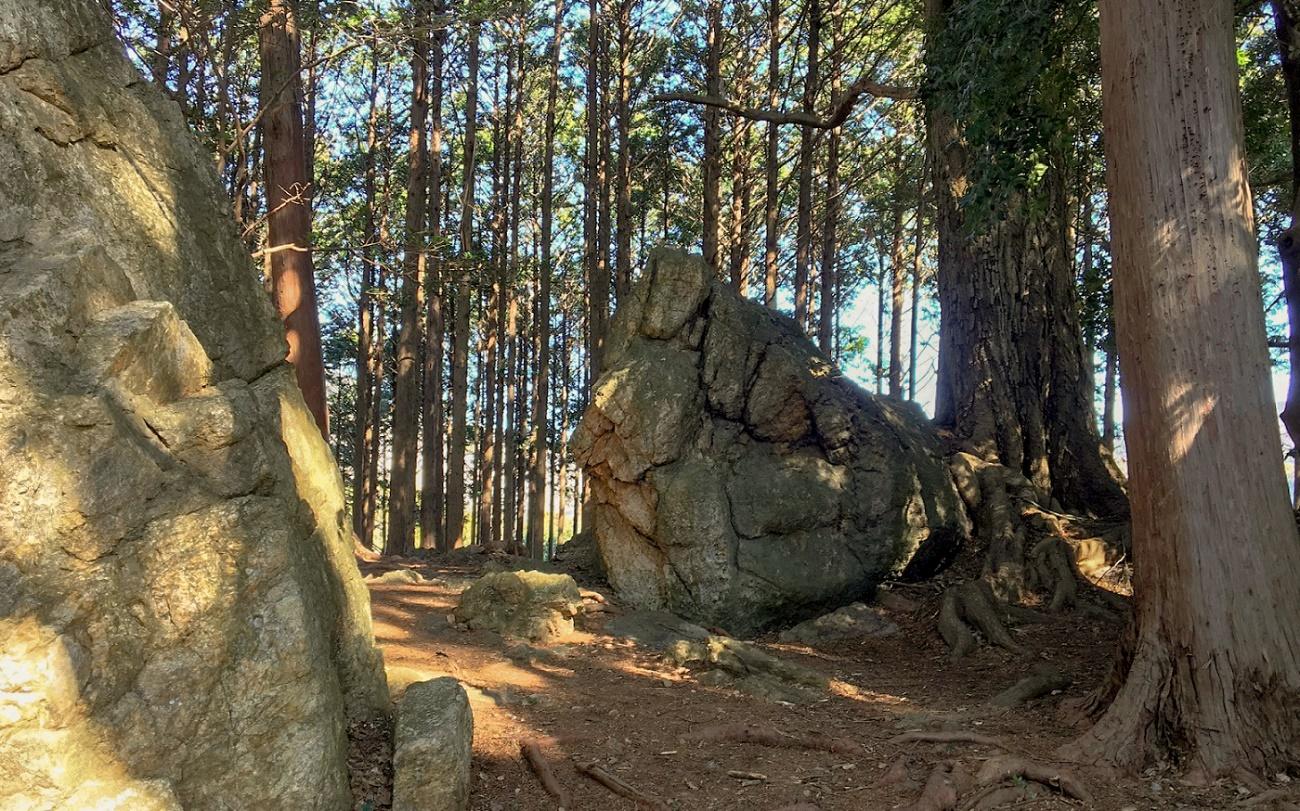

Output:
xmin=386 ymin=2 xmax=430 ymax=557
xmin=258 ymin=0 xmax=329 ymax=435
xmin=421 ymin=0 xmax=447 ymax=550
xmin=888 ymin=165 xmax=907 ymax=397
xmin=1066 ymin=0 xmax=1300 ymax=776
xmin=926 ymin=0 xmax=1126 ymax=519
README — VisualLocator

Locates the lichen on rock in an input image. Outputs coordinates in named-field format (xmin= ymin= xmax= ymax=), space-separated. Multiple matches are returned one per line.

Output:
xmin=573 ymin=247 xmax=969 ymax=636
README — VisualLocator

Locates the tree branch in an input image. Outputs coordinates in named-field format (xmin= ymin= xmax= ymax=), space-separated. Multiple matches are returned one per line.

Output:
xmin=653 ymin=73 xmax=918 ymax=129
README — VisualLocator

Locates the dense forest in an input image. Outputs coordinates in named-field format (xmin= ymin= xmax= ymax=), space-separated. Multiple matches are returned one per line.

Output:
xmin=4 ymin=0 xmax=1300 ymax=808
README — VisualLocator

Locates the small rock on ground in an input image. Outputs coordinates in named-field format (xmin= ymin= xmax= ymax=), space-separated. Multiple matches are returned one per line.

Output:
xmin=392 ymin=678 xmax=473 ymax=811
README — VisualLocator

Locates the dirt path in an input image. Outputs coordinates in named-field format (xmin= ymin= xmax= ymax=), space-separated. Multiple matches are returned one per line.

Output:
xmin=362 ymin=555 xmax=1263 ymax=810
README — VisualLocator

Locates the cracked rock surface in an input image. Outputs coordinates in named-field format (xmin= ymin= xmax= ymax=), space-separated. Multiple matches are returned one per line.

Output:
xmin=573 ymin=248 xmax=968 ymax=636
xmin=0 ymin=2 xmax=388 ymax=808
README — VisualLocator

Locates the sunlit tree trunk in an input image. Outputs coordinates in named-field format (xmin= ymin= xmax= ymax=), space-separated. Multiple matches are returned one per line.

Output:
xmin=421 ymin=1 xmax=447 ymax=550
xmin=793 ymin=0 xmax=819 ymax=330
xmin=1067 ymin=0 xmax=1300 ymax=775
xmin=386 ymin=0 xmax=430 ymax=557
xmin=447 ymin=21 xmax=481 ymax=550
xmin=258 ymin=0 xmax=329 ymax=434
xmin=353 ymin=40 xmax=381 ymax=548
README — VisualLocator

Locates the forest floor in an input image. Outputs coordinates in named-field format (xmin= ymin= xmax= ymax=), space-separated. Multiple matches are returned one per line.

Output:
xmin=355 ymin=548 xmax=1275 ymax=811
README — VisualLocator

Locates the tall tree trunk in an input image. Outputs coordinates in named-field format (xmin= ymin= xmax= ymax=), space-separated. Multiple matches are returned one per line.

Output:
xmin=763 ymin=0 xmax=781 ymax=309
xmin=888 ymin=192 xmax=906 ymax=397
xmin=817 ymin=7 xmax=840 ymax=355
xmin=258 ymin=0 xmax=328 ymax=434
xmin=530 ymin=0 xmax=564 ymax=558
xmin=421 ymin=0 xmax=447 ymax=550
xmin=1272 ymin=0 xmax=1300 ymax=505
xmin=908 ymin=168 xmax=924 ymax=402
xmin=702 ymin=0 xmax=724 ymax=272
xmin=728 ymin=119 xmax=754 ymax=294
xmin=386 ymin=1 xmax=430 ymax=557
xmin=447 ymin=20 xmax=481 ymax=550
xmin=614 ymin=0 xmax=634 ymax=301
xmin=1068 ymin=0 xmax=1300 ymax=774
xmin=926 ymin=0 xmax=1126 ymax=519
xmin=793 ymin=0 xmax=820 ymax=330
xmin=585 ymin=0 xmax=609 ymax=387
xmin=353 ymin=40 xmax=381 ymax=548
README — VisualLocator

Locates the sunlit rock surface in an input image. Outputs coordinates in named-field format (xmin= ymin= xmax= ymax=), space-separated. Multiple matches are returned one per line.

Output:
xmin=0 ymin=2 xmax=388 ymax=808
xmin=573 ymin=248 xmax=968 ymax=636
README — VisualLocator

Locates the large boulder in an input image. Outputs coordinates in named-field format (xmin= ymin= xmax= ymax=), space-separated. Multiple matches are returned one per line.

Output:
xmin=0 ymin=3 xmax=388 ymax=809
xmin=572 ymin=248 xmax=967 ymax=635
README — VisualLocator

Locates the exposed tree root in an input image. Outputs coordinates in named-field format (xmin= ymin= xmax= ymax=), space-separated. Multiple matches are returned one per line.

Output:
xmin=960 ymin=782 xmax=1048 ymax=810
xmin=990 ymin=663 xmax=1071 ymax=707
xmin=1239 ymin=787 xmax=1300 ymax=808
xmin=681 ymin=722 xmax=867 ymax=756
xmin=874 ymin=755 xmax=912 ymax=787
xmin=974 ymin=755 xmax=1092 ymax=805
xmin=902 ymin=761 xmax=973 ymax=811
xmin=521 ymin=740 xmax=571 ymax=808
xmin=891 ymin=730 xmax=1009 ymax=750
xmin=573 ymin=759 xmax=669 ymax=811
xmin=942 ymin=453 xmax=1131 ymax=659
xmin=939 ymin=581 xmax=1025 ymax=660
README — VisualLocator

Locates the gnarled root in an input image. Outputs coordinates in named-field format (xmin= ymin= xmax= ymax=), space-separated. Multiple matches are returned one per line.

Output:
xmin=902 ymin=761 xmax=973 ymax=811
xmin=939 ymin=580 xmax=1025 ymax=660
xmin=974 ymin=755 xmax=1093 ymax=805
xmin=681 ymin=722 xmax=867 ymax=756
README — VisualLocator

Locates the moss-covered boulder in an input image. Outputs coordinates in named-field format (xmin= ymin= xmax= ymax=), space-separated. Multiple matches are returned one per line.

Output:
xmin=453 ymin=571 xmax=583 ymax=642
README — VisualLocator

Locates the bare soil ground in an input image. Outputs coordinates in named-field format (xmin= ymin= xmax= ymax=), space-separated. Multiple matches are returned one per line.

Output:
xmin=356 ymin=550 xmax=1285 ymax=811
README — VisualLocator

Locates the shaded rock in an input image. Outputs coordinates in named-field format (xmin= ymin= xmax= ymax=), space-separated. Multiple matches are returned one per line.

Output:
xmin=572 ymin=247 xmax=968 ymax=635
xmin=778 ymin=603 xmax=900 ymax=646
xmin=0 ymin=4 xmax=387 ymax=808
xmin=608 ymin=610 xmax=829 ymax=703
xmin=605 ymin=609 xmax=711 ymax=649
xmin=452 ymin=570 xmax=582 ymax=642
xmin=393 ymin=678 xmax=473 ymax=811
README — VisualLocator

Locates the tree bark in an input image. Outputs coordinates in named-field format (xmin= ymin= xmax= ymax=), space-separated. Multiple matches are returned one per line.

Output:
xmin=530 ymin=0 xmax=564 ymax=559
xmin=614 ymin=0 xmax=634 ymax=301
xmin=888 ymin=188 xmax=906 ymax=397
xmin=702 ymin=0 xmax=724 ymax=273
xmin=352 ymin=38 xmax=381 ymax=548
xmin=585 ymin=0 xmax=609 ymax=387
xmin=447 ymin=21 xmax=481 ymax=550
xmin=1067 ymin=0 xmax=1300 ymax=776
xmin=386 ymin=1 xmax=430 ymax=557
xmin=421 ymin=0 xmax=447 ymax=550
xmin=763 ymin=0 xmax=781 ymax=309
xmin=793 ymin=0 xmax=820 ymax=330
xmin=817 ymin=6 xmax=840 ymax=356
xmin=258 ymin=0 xmax=329 ymax=435
xmin=926 ymin=0 xmax=1126 ymax=519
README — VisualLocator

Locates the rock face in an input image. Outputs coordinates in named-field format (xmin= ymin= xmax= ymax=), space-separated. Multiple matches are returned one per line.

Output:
xmin=777 ymin=603 xmax=900 ymax=646
xmin=393 ymin=679 xmax=473 ymax=811
xmin=0 ymin=3 xmax=388 ymax=809
xmin=453 ymin=571 xmax=583 ymax=642
xmin=573 ymin=248 xmax=967 ymax=635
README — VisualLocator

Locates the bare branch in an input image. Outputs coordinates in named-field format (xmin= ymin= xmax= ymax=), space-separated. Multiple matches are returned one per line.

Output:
xmin=654 ymin=73 xmax=918 ymax=129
